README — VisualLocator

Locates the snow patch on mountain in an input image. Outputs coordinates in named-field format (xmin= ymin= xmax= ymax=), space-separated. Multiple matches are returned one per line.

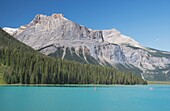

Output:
xmin=3 ymin=27 xmax=18 ymax=35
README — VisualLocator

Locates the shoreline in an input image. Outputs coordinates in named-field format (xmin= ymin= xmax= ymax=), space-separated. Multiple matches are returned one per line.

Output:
xmin=147 ymin=81 xmax=170 ymax=85
xmin=1 ymin=81 xmax=170 ymax=87
xmin=0 ymin=84 xmax=147 ymax=87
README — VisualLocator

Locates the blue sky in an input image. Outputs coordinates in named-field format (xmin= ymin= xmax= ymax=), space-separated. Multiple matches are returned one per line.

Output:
xmin=0 ymin=0 xmax=170 ymax=51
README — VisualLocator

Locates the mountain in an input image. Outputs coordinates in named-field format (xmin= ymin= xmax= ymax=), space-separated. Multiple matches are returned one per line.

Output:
xmin=0 ymin=28 xmax=146 ymax=84
xmin=3 ymin=14 xmax=170 ymax=81
xmin=2 ymin=27 xmax=18 ymax=35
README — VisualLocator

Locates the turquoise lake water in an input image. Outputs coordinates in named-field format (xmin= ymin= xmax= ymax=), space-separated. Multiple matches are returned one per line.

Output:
xmin=0 ymin=85 xmax=170 ymax=111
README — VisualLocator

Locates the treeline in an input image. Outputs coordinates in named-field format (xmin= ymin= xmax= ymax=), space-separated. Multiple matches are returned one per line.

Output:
xmin=0 ymin=29 xmax=147 ymax=85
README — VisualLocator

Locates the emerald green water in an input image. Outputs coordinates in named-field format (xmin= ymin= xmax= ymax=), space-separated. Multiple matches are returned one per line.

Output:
xmin=0 ymin=85 xmax=170 ymax=111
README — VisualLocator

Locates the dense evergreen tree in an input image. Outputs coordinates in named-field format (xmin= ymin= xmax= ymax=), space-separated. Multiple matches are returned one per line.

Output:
xmin=0 ymin=28 xmax=147 ymax=85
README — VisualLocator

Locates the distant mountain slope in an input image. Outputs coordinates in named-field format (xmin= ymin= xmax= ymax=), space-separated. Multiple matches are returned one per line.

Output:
xmin=3 ymin=14 xmax=170 ymax=81
xmin=0 ymin=28 xmax=146 ymax=84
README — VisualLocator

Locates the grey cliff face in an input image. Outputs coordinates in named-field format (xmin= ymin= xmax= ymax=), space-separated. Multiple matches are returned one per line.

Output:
xmin=3 ymin=14 xmax=170 ymax=81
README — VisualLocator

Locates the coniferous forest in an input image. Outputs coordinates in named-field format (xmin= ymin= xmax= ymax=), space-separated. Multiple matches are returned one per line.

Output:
xmin=0 ymin=29 xmax=147 ymax=85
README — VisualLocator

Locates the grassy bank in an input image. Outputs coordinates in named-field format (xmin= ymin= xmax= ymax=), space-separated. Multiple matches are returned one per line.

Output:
xmin=148 ymin=81 xmax=170 ymax=84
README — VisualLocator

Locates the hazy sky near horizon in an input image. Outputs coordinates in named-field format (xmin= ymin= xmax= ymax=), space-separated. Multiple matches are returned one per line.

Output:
xmin=0 ymin=0 xmax=170 ymax=51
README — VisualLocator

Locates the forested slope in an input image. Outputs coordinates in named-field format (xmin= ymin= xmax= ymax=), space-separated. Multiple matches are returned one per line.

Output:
xmin=0 ymin=28 xmax=147 ymax=84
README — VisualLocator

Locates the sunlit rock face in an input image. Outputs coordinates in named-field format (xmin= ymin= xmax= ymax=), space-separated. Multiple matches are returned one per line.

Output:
xmin=3 ymin=14 xmax=170 ymax=81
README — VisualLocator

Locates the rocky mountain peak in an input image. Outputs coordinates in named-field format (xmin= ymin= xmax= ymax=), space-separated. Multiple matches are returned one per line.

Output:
xmin=3 ymin=13 xmax=141 ymax=48
xmin=33 ymin=13 xmax=67 ymax=23
xmin=52 ymin=14 xmax=64 ymax=18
